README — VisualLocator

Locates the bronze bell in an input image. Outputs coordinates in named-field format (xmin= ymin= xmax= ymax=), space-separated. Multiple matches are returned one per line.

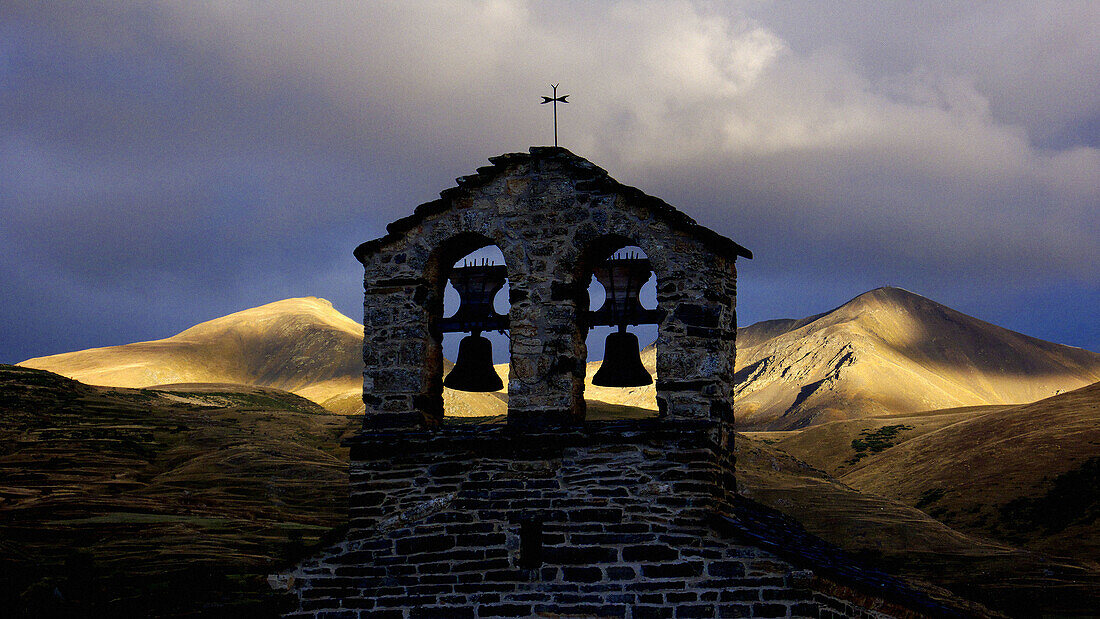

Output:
xmin=444 ymin=331 xmax=503 ymax=392
xmin=440 ymin=260 xmax=508 ymax=393
xmin=592 ymin=327 xmax=652 ymax=387
xmin=590 ymin=251 xmax=654 ymax=388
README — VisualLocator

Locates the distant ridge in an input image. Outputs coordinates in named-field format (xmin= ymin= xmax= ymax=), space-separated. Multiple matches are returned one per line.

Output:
xmin=18 ymin=297 xmax=504 ymax=417
xmin=19 ymin=297 xmax=367 ymax=414
xmin=20 ymin=288 xmax=1100 ymax=426
xmin=733 ymin=287 xmax=1100 ymax=429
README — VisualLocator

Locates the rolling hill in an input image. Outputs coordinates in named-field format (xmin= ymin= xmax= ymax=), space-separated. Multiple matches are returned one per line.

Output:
xmin=0 ymin=364 xmax=355 ymax=616
xmin=836 ymin=382 xmax=1100 ymax=561
xmin=734 ymin=432 xmax=1100 ymax=616
xmin=3 ymin=365 xmax=1098 ymax=616
xmin=751 ymin=381 xmax=1100 ymax=566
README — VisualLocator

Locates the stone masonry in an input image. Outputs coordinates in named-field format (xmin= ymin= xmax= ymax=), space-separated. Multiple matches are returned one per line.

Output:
xmin=274 ymin=148 xmax=967 ymax=617
xmin=352 ymin=147 xmax=750 ymax=431
xmin=277 ymin=422 xmax=925 ymax=618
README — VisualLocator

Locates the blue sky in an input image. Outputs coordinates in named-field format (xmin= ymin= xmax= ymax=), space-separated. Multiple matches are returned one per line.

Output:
xmin=1 ymin=1 xmax=1097 ymax=363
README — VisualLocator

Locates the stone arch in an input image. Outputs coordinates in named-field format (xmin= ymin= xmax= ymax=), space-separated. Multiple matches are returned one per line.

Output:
xmin=421 ymin=231 xmax=510 ymax=426
xmin=574 ymin=234 xmax=662 ymax=418
xmin=357 ymin=148 xmax=748 ymax=431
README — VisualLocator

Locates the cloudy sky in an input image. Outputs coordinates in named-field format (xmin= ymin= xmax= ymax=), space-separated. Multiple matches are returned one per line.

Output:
xmin=2 ymin=1 xmax=1098 ymax=364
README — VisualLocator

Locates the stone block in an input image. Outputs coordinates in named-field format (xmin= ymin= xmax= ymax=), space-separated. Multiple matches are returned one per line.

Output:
xmin=394 ymin=534 xmax=455 ymax=555
xmin=543 ymin=545 xmax=618 ymax=565
xmin=622 ymin=544 xmax=679 ymax=562
xmin=789 ymin=602 xmax=819 ymax=617
xmin=717 ymin=604 xmax=753 ymax=618
xmin=534 ymin=604 xmax=627 ymax=618
xmin=634 ymin=607 xmax=675 ymax=619
xmin=562 ymin=567 xmax=603 ymax=583
xmin=674 ymin=605 xmax=713 ymax=618
xmin=751 ymin=603 xmax=789 ymax=618
xmin=605 ymin=566 xmax=636 ymax=581
xmin=478 ymin=604 xmax=535 ymax=617
xmin=708 ymin=561 xmax=747 ymax=578
xmin=641 ymin=561 xmax=704 ymax=579
xmin=566 ymin=508 xmax=623 ymax=523
xmin=410 ymin=607 xmax=475 ymax=619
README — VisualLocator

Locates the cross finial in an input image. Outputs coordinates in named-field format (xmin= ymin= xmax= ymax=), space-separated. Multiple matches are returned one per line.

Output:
xmin=540 ymin=83 xmax=569 ymax=147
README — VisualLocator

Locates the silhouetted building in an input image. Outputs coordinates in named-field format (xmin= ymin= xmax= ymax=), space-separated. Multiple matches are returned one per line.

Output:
xmin=273 ymin=148 xmax=974 ymax=618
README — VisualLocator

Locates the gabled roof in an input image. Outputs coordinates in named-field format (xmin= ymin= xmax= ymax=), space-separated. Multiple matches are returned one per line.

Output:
xmin=713 ymin=495 xmax=991 ymax=618
xmin=354 ymin=146 xmax=752 ymax=262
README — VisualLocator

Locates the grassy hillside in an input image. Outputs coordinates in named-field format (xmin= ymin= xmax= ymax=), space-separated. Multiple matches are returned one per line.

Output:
xmin=3 ymin=366 xmax=1099 ymax=616
xmin=838 ymin=382 xmax=1100 ymax=560
xmin=749 ymin=404 xmax=1016 ymax=475
xmin=759 ymin=381 xmax=1100 ymax=612
xmin=735 ymin=433 xmax=1100 ymax=616
xmin=0 ymin=365 xmax=357 ymax=617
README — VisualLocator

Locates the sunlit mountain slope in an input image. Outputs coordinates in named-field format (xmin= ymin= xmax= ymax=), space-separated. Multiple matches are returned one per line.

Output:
xmin=20 ymin=298 xmax=367 ymax=414
xmin=20 ymin=288 xmax=1100 ymax=426
xmin=18 ymin=297 xmax=506 ymax=417
xmin=733 ymin=287 xmax=1100 ymax=430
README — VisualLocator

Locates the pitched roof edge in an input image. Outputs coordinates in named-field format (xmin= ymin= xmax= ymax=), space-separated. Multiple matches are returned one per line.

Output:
xmin=712 ymin=496 xmax=993 ymax=618
xmin=354 ymin=147 xmax=752 ymax=263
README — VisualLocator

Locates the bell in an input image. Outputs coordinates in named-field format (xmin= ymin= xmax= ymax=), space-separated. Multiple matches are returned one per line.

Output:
xmin=444 ymin=332 xmax=503 ymax=392
xmin=590 ymin=255 xmax=652 ymax=328
xmin=592 ymin=329 xmax=652 ymax=387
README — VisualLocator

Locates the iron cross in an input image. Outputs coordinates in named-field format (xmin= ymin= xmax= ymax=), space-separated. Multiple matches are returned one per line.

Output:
xmin=540 ymin=84 xmax=569 ymax=147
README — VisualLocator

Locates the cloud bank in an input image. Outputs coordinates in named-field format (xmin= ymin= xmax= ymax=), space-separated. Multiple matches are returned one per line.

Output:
xmin=1 ymin=1 xmax=1097 ymax=362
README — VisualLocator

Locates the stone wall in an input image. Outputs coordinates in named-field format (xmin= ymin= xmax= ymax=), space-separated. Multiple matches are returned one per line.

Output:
xmin=275 ymin=421 xmax=897 ymax=618
xmin=355 ymin=148 xmax=747 ymax=431
xmin=274 ymin=150 xmax=964 ymax=618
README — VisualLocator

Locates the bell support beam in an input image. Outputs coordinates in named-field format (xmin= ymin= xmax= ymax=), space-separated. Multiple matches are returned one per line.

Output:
xmin=584 ymin=308 xmax=662 ymax=328
xmin=439 ymin=263 xmax=509 ymax=334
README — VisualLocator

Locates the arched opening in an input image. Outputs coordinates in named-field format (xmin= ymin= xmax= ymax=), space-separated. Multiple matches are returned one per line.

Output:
xmin=435 ymin=243 xmax=510 ymax=424
xmin=579 ymin=240 xmax=660 ymax=420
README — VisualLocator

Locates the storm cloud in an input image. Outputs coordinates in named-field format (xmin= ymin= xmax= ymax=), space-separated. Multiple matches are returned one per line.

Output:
xmin=1 ymin=1 xmax=1097 ymax=363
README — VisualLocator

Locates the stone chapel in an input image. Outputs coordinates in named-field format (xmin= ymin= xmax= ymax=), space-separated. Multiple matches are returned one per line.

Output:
xmin=273 ymin=148 xmax=974 ymax=618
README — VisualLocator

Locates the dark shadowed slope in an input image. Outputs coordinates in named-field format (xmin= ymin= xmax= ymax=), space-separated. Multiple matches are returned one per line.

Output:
xmin=838 ymin=381 xmax=1100 ymax=562
xmin=736 ymin=432 xmax=1100 ymax=616
xmin=0 ymin=364 xmax=357 ymax=616
xmin=3 ymin=364 xmax=1098 ymax=616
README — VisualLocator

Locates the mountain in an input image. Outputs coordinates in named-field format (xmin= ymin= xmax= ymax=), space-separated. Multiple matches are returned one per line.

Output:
xmin=19 ymin=297 xmax=367 ymax=414
xmin=733 ymin=287 xmax=1100 ymax=430
xmin=18 ymin=297 xmax=506 ymax=417
xmin=21 ymin=288 xmax=1100 ymax=426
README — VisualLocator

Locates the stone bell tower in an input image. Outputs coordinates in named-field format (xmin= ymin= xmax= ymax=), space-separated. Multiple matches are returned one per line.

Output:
xmin=353 ymin=147 xmax=748 ymax=431
xmin=275 ymin=148 xmax=952 ymax=618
